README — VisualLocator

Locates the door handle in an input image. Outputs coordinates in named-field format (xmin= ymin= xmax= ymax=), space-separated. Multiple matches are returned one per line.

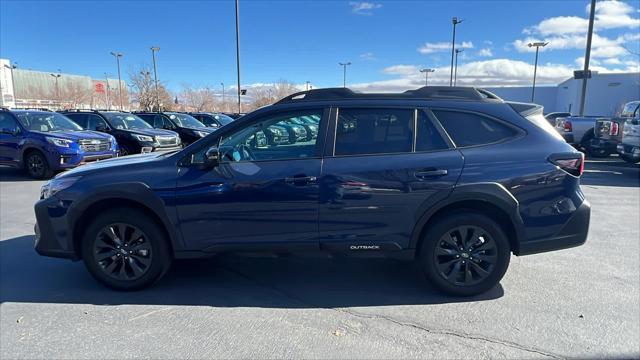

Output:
xmin=414 ymin=169 xmax=448 ymax=179
xmin=284 ymin=175 xmax=317 ymax=185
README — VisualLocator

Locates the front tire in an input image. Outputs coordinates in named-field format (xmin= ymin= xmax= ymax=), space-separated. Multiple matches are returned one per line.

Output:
xmin=81 ymin=208 xmax=172 ymax=291
xmin=25 ymin=150 xmax=54 ymax=179
xmin=419 ymin=212 xmax=511 ymax=296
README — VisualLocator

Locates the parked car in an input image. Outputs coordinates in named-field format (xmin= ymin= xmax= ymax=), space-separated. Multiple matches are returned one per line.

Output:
xmin=591 ymin=101 xmax=639 ymax=158
xmin=34 ymin=86 xmax=590 ymax=296
xmin=0 ymin=109 xmax=117 ymax=179
xmin=554 ymin=115 xmax=609 ymax=157
xmin=223 ymin=112 xmax=246 ymax=120
xmin=61 ymin=110 xmax=182 ymax=156
xmin=544 ymin=112 xmax=571 ymax=126
xmin=189 ymin=112 xmax=234 ymax=129
xmin=134 ymin=112 xmax=213 ymax=146
xmin=617 ymin=101 xmax=640 ymax=164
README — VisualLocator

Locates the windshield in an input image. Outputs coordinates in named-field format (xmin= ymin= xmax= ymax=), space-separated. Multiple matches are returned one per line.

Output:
xmin=213 ymin=114 xmax=234 ymax=126
xmin=103 ymin=113 xmax=153 ymax=130
xmin=168 ymin=113 xmax=205 ymax=128
xmin=15 ymin=112 xmax=83 ymax=132
xmin=621 ymin=102 xmax=640 ymax=118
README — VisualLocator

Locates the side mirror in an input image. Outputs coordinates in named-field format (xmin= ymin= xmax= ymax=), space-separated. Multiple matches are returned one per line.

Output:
xmin=95 ymin=124 xmax=108 ymax=132
xmin=202 ymin=146 xmax=220 ymax=169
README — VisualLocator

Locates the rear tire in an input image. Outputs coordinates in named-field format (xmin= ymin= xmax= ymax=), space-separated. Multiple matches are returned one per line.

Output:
xmin=81 ymin=208 xmax=172 ymax=291
xmin=24 ymin=150 xmax=54 ymax=179
xmin=620 ymin=154 xmax=640 ymax=164
xmin=419 ymin=212 xmax=511 ymax=296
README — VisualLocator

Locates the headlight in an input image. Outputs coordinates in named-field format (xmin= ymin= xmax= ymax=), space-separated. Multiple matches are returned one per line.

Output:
xmin=46 ymin=137 xmax=73 ymax=148
xmin=133 ymin=134 xmax=154 ymax=142
xmin=41 ymin=176 xmax=81 ymax=199
xmin=195 ymin=131 xmax=209 ymax=138
xmin=109 ymin=136 xmax=118 ymax=149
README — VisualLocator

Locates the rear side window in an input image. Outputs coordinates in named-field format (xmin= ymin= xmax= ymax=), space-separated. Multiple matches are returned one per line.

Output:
xmin=335 ymin=108 xmax=414 ymax=155
xmin=416 ymin=111 xmax=448 ymax=151
xmin=433 ymin=110 xmax=517 ymax=147
xmin=65 ymin=113 xmax=88 ymax=128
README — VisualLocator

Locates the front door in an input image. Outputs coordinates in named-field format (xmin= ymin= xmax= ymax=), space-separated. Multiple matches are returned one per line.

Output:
xmin=319 ymin=107 xmax=464 ymax=251
xmin=0 ymin=113 xmax=22 ymax=165
xmin=175 ymin=108 xmax=328 ymax=251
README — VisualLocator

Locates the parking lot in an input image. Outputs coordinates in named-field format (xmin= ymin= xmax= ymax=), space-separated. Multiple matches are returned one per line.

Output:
xmin=0 ymin=157 xmax=638 ymax=359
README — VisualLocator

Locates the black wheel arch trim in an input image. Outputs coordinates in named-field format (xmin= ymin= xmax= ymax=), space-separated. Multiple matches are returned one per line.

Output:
xmin=67 ymin=182 xmax=185 ymax=254
xmin=409 ymin=182 xmax=526 ymax=252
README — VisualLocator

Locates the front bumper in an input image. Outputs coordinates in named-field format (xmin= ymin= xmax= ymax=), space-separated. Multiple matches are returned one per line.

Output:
xmin=34 ymin=195 xmax=77 ymax=260
xmin=50 ymin=145 xmax=117 ymax=170
xmin=518 ymin=200 xmax=590 ymax=255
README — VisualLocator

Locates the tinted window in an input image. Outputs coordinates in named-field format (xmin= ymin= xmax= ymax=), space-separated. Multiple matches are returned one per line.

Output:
xmin=416 ymin=111 xmax=448 ymax=151
xmin=433 ymin=110 xmax=517 ymax=147
xmin=15 ymin=112 xmax=83 ymax=132
xmin=216 ymin=110 xmax=323 ymax=162
xmin=0 ymin=113 xmax=18 ymax=131
xmin=86 ymin=115 xmax=109 ymax=131
xmin=335 ymin=108 xmax=413 ymax=156
xmin=64 ymin=113 xmax=88 ymax=128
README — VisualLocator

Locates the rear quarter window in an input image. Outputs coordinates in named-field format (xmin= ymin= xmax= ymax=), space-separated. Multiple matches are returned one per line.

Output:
xmin=433 ymin=110 xmax=518 ymax=147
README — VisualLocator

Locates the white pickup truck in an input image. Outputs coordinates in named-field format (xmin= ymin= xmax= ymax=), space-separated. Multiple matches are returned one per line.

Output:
xmin=617 ymin=101 xmax=640 ymax=164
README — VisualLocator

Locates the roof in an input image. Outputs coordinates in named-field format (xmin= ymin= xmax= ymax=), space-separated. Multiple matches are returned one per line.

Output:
xmin=275 ymin=86 xmax=503 ymax=105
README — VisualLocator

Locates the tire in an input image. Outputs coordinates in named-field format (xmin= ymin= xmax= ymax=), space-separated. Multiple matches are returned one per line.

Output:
xmin=119 ymin=145 xmax=132 ymax=156
xmin=620 ymin=154 xmax=640 ymax=164
xmin=24 ymin=150 xmax=54 ymax=179
xmin=81 ymin=208 xmax=172 ymax=291
xmin=419 ymin=212 xmax=511 ymax=296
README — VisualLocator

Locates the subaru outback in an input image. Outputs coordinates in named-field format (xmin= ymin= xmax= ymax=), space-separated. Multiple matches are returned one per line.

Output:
xmin=34 ymin=87 xmax=590 ymax=296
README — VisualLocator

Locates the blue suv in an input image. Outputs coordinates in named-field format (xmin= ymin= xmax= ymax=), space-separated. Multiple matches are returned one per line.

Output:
xmin=33 ymin=87 xmax=590 ymax=296
xmin=0 ymin=109 xmax=117 ymax=179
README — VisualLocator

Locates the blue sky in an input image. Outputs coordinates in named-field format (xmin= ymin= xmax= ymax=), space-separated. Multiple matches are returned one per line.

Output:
xmin=1 ymin=0 xmax=638 ymax=92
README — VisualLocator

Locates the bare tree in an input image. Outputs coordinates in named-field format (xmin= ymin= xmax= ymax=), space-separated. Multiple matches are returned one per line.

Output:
xmin=179 ymin=85 xmax=218 ymax=111
xmin=246 ymin=79 xmax=300 ymax=111
xmin=129 ymin=65 xmax=174 ymax=111
xmin=60 ymin=82 xmax=93 ymax=109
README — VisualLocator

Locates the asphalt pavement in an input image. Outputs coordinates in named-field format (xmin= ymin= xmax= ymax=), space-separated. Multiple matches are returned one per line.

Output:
xmin=1 ymin=157 xmax=638 ymax=359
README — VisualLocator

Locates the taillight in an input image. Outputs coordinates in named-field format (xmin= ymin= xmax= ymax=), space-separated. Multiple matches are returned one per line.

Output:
xmin=609 ymin=122 xmax=619 ymax=136
xmin=563 ymin=120 xmax=573 ymax=132
xmin=549 ymin=153 xmax=584 ymax=177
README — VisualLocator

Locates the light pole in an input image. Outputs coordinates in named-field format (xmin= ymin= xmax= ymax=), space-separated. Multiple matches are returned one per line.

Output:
xmin=454 ymin=49 xmax=464 ymax=86
xmin=150 ymin=46 xmax=160 ymax=111
xmin=234 ymin=0 xmax=242 ymax=114
xmin=449 ymin=17 xmax=463 ymax=87
xmin=305 ymin=81 xmax=311 ymax=91
xmin=528 ymin=42 xmax=548 ymax=102
xmin=50 ymin=70 xmax=61 ymax=107
xmin=104 ymin=73 xmax=111 ymax=109
xmin=419 ymin=68 xmax=435 ymax=86
xmin=3 ymin=63 xmax=17 ymax=107
xmin=339 ymin=62 xmax=351 ymax=88
xmin=110 ymin=51 xmax=124 ymax=110
xmin=220 ymin=82 xmax=225 ymax=109
xmin=579 ymin=0 xmax=596 ymax=116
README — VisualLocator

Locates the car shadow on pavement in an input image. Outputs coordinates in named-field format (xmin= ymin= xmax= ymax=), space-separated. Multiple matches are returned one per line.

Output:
xmin=581 ymin=157 xmax=639 ymax=188
xmin=0 ymin=167 xmax=36 ymax=182
xmin=0 ymin=235 xmax=503 ymax=308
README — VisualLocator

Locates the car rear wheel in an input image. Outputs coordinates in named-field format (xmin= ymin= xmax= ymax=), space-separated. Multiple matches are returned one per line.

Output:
xmin=25 ymin=151 xmax=53 ymax=179
xmin=81 ymin=208 xmax=172 ymax=290
xmin=419 ymin=212 xmax=510 ymax=296
xmin=620 ymin=154 xmax=640 ymax=164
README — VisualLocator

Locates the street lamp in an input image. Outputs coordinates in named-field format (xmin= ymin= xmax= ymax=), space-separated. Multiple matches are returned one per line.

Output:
xmin=220 ymin=82 xmax=225 ymax=108
xmin=104 ymin=73 xmax=111 ymax=110
xmin=305 ymin=81 xmax=311 ymax=91
xmin=419 ymin=68 xmax=435 ymax=86
xmin=339 ymin=62 xmax=351 ymax=88
xmin=110 ymin=51 xmax=124 ymax=110
xmin=150 ymin=46 xmax=161 ymax=111
xmin=50 ymin=70 xmax=61 ymax=107
xmin=234 ymin=0 xmax=242 ymax=114
xmin=3 ymin=63 xmax=17 ymax=107
xmin=454 ymin=49 xmax=464 ymax=86
xmin=528 ymin=41 xmax=548 ymax=102
xmin=449 ymin=16 xmax=463 ymax=87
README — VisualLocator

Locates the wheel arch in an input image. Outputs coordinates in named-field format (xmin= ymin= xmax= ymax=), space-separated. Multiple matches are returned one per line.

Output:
xmin=410 ymin=183 xmax=526 ymax=255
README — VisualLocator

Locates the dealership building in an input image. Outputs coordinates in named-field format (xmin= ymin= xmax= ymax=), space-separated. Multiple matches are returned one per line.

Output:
xmin=0 ymin=58 xmax=127 ymax=110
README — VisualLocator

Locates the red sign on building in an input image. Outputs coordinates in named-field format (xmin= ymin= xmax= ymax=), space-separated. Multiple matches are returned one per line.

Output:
xmin=95 ymin=82 xmax=106 ymax=94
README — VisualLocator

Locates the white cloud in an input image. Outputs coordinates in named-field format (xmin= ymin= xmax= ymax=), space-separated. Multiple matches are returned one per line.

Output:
xmin=477 ymin=48 xmax=493 ymax=57
xmin=382 ymin=64 xmax=420 ymax=76
xmin=359 ymin=52 xmax=377 ymax=61
xmin=418 ymin=41 xmax=473 ymax=54
xmin=349 ymin=2 xmax=382 ymax=15
xmin=603 ymin=57 xmax=622 ymax=65
xmin=514 ymin=32 xmax=639 ymax=58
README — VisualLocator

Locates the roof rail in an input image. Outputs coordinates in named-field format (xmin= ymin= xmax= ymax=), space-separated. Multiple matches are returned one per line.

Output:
xmin=13 ymin=107 xmax=54 ymax=112
xmin=275 ymin=86 xmax=502 ymax=105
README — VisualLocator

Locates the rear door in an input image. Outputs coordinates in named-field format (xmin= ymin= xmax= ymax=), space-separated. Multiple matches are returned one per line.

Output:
xmin=318 ymin=107 xmax=464 ymax=251
xmin=0 ymin=112 xmax=23 ymax=164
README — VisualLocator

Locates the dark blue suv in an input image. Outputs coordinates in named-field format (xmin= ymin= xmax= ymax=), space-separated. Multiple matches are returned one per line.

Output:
xmin=0 ymin=109 xmax=117 ymax=179
xmin=33 ymin=87 xmax=590 ymax=296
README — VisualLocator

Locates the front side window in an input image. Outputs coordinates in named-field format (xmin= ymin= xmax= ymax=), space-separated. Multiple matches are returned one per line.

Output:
xmin=433 ymin=110 xmax=517 ymax=147
xmin=167 ymin=113 xmax=206 ymax=128
xmin=15 ymin=112 xmax=83 ymax=132
xmin=0 ymin=113 xmax=19 ymax=132
xmin=334 ymin=108 xmax=414 ymax=156
xmin=214 ymin=110 xmax=323 ymax=162
xmin=86 ymin=115 xmax=109 ymax=130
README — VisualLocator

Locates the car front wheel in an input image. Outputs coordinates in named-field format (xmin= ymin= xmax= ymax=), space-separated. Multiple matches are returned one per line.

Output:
xmin=419 ymin=212 xmax=511 ymax=296
xmin=81 ymin=208 xmax=172 ymax=291
xmin=25 ymin=150 xmax=54 ymax=179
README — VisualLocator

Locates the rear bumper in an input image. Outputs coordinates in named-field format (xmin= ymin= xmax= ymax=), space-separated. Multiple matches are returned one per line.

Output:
xmin=617 ymin=143 xmax=640 ymax=161
xmin=517 ymin=200 xmax=590 ymax=255
xmin=590 ymin=138 xmax=617 ymax=152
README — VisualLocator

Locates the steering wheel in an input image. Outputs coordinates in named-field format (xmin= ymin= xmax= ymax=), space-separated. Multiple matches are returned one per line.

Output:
xmin=237 ymin=143 xmax=255 ymax=161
